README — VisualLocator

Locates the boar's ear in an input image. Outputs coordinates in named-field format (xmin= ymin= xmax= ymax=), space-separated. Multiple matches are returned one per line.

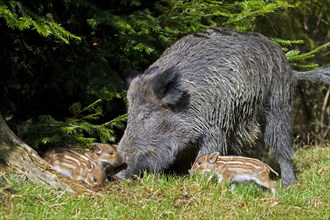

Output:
xmin=152 ymin=66 xmax=183 ymax=105
xmin=209 ymin=152 xmax=220 ymax=164
xmin=125 ymin=68 xmax=141 ymax=87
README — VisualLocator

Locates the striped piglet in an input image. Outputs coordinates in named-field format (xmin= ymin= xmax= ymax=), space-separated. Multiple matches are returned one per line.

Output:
xmin=189 ymin=152 xmax=278 ymax=194
xmin=43 ymin=148 xmax=106 ymax=187
xmin=84 ymin=143 xmax=124 ymax=170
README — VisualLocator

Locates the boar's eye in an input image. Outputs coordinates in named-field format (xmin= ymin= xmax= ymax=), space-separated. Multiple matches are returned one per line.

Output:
xmin=142 ymin=111 xmax=151 ymax=120
xmin=93 ymin=177 xmax=98 ymax=182
xmin=108 ymin=151 xmax=114 ymax=156
xmin=197 ymin=161 xmax=203 ymax=165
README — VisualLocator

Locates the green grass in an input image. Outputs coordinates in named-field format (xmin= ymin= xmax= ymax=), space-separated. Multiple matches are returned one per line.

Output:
xmin=1 ymin=146 xmax=330 ymax=220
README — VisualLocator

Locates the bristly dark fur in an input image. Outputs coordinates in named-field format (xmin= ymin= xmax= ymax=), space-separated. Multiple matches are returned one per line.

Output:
xmin=116 ymin=27 xmax=330 ymax=187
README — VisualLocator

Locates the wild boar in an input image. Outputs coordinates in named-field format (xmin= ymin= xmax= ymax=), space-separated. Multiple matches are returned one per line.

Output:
xmin=116 ymin=27 xmax=330 ymax=186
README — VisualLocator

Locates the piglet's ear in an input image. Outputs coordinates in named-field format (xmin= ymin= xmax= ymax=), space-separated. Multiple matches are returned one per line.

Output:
xmin=92 ymin=144 xmax=102 ymax=155
xmin=209 ymin=152 xmax=220 ymax=164
xmin=152 ymin=66 xmax=183 ymax=106
xmin=87 ymin=160 xmax=95 ymax=172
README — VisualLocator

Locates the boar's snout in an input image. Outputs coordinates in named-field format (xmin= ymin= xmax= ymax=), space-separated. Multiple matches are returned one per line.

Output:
xmin=115 ymin=134 xmax=182 ymax=179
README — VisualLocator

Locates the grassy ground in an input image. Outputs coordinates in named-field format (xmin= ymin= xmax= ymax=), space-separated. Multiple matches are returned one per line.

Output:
xmin=1 ymin=146 xmax=329 ymax=220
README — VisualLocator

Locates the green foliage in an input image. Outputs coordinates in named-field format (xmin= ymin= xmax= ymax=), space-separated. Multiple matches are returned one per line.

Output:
xmin=62 ymin=99 xmax=127 ymax=144
xmin=223 ymin=0 xmax=293 ymax=31
xmin=255 ymin=0 xmax=330 ymax=66
xmin=286 ymin=41 xmax=330 ymax=69
xmin=153 ymin=0 xmax=292 ymax=34
xmin=272 ymin=38 xmax=330 ymax=70
xmin=89 ymin=0 xmax=293 ymax=70
xmin=17 ymin=99 xmax=127 ymax=150
xmin=0 ymin=4 xmax=80 ymax=43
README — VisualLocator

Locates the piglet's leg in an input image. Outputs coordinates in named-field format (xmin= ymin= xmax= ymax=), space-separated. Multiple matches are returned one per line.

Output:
xmin=205 ymin=172 xmax=216 ymax=183
xmin=269 ymin=180 xmax=277 ymax=194
xmin=229 ymin=183 xmax=237 ymax=191
xmin=216 ymin=174 xmax=224 ymax=184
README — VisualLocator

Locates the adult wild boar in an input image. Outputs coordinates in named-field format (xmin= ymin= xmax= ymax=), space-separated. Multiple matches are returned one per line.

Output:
xmin=116 ymin=28 xmax=330 ymax=186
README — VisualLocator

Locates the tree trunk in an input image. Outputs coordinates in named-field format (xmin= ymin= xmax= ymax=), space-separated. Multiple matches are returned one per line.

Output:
xmin=0 ymin=113 xmax=92 ymax=193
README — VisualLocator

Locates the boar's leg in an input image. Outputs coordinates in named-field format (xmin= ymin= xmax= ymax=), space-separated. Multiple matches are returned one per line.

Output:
xmin=265 ymin=114 xmax=296 ymax=187
xmin=264 ymin=82 xmax=296 ymax=187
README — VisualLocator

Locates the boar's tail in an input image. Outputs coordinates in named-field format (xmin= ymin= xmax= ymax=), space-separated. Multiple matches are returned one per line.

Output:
xmin=293 ymin=68 xmax=330 ymax=84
